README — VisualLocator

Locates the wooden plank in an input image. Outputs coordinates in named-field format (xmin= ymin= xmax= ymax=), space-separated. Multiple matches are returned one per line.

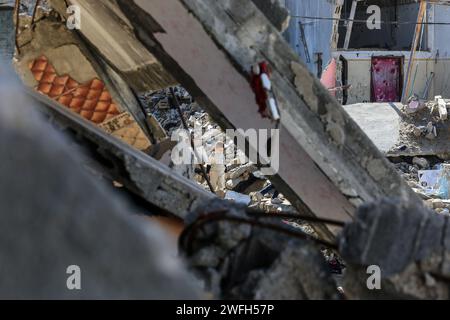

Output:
xmin=330 ymin=0 xmax=344 ymax=50
xmin=343 ymin=0 xmax=358 ymax=50
xmin=116 ymin=0 xmax=425 ymax=240
xmin=402 ymin=1 xmax=427 ymax=102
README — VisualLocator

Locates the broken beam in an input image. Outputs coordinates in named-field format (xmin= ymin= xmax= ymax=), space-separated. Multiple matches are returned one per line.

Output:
xmin=117 ymin=0 xmax=424 ymax=240
xmin=28 ymin=87 xmax=215 ymax=219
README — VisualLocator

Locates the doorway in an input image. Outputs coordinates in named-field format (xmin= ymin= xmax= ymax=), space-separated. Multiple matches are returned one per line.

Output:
xmin=371 ymin=56 xmax=403 ymax=102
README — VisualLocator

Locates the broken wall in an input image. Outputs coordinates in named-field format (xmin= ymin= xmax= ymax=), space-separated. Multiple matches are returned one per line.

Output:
xmin=335 ymin=4 xmax=450 ymax=104
xmin=338 ymin=52 xmax=435 ymax=104
xmin=338 ymin=1 xmax=422 ymax=51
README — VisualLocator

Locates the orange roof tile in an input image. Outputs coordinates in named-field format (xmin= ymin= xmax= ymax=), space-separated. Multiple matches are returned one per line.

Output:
xmin=29 ymin=56 xmax=120 ymax=124
xmin=28 ymin=55 xmax=151 ymax=151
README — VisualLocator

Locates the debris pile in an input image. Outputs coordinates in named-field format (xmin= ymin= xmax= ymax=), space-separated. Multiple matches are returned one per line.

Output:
xmin=391 ymin=156 xmax=450 ymax=215
xmin=142 ymin=87 xmax=303 ymax=217
xmin=403 ymin=96 xmax=450 ymax=140
xmin=180 ymin=199 xmax=341 ymax=300
xmin=4 ymin=0 xmax=450 ymax=301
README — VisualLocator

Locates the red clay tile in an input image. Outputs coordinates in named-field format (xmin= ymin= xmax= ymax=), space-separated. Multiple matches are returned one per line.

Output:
xmin=32 ymin=71 xmax=44 ymax=82
xmin=74 ymin=86 xmax=90 ymax=97
xmin=90 ymin=79 xmax=104 ymax=91
xmin=33 ymin=60 xmax=48 ymax=72
xmin=54 ymin=75 xmax=70 ymax=86
xmin=82 ymin=99 xmax=97 ymax=111
xmin=58 ymin=95 xmax=72 ymax=107
xmin=99 ymin=91 xmax=111 ymax=101
xmin=66 ymin=78 xmax=78 ymax=89
xmin=91 ymin=112 xmax=107 ymax=123
xmin=37 ymin=83 xmax=52 ymax=94
xmin=42 ymin=72 xmax=57 ymax=84
xmin=80 ymin=110 xmax=94 ymax=120
xmin=87 ymin=89 xmax=101 ymax=100
xmin=29 ymin=56 xmax=122 ymax=124
xmin=70 ymin=97 xmax=84 ymax=109
xmin=49 ymin=85 xmax=65 ymax=98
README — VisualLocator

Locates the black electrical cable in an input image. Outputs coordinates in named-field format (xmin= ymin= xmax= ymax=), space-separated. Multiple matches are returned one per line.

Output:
xmin=179 ymin=209 xmax=342 ymax=255
xmin=245 ymin=207 xmax=347 ymax=227
xmin=290 ymin=15 xmax=450 ymax=26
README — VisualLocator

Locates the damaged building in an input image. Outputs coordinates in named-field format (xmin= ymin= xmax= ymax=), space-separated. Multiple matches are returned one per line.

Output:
xmin=2 ymin=0 xmax=450 ymax=301
xmin=284 ymin=0 xmax=450 ymax=104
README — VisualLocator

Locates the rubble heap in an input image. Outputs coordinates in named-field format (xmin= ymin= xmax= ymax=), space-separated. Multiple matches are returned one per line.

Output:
xmin=391 ymin=156 xmax=450 ymax=215
xmin=180 ymin=199 xmax=341 ymax=300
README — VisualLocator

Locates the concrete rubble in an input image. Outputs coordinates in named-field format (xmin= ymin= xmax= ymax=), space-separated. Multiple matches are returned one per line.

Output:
xmin=180 ymin=199 xmax=341 ymax=300
xmin=340 ymin=199 xmax=450 ymax=300
xmin=0 ymin=66 xmax=200 ymax=299
xmin=3 ymin=0 xmax=450 ymax=301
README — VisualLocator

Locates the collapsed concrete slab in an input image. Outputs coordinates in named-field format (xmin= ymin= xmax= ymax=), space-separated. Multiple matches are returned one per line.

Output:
xmin=49 ymin=0 xmax=177 ymax=92
xmin=115 ymin=0 xmax=423 ymax=240
xmin=0 ymin=68 xmax=200 ymax=299
xmin=13 ymin=8 xmax=167 ymax=150
xmin=343 ymin=103 xmax=402 ymax=154
xmin=345 ymin=102 xmax=450 ymax=158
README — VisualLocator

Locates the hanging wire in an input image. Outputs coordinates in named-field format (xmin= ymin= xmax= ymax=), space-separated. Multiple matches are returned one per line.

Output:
xmin=179 ymin=208 xmax=344 ymax=255
xmin=245 ymin=207 xmax=347 ymax=227
xmin=289 ymin=15 xmax=450 ymax=26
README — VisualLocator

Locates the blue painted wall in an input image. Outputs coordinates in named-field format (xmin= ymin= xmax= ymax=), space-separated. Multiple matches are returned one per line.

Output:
xmin=282 ymin=0 xmax=335 ymax=75
xmin=0 ymin=7 xmax=14 ymax=61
